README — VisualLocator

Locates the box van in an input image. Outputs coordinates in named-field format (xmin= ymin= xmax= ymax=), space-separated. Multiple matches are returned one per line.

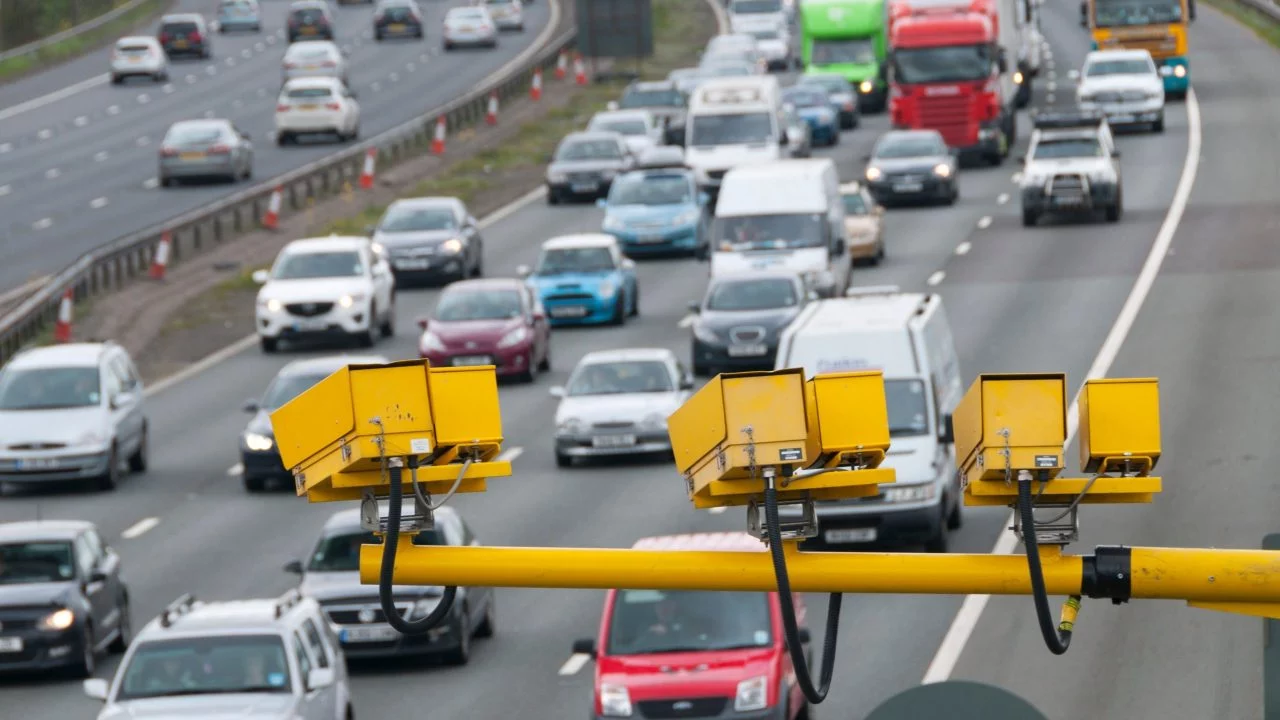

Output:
xmin=685 ymin=76 xmax=786 ymax=196
xmin=774 ymin=288 xmax=964 ymax=551
xmin=572 ymin=532 xmax=813 ymax=720
xmin=728 ymin=0 xmax=788 ymax=36
xmin=710 ymin=158 xmax=850 ymax=298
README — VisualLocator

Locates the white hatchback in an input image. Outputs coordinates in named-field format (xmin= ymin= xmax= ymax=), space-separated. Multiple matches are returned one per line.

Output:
xmin=443 ymin=6 xmax=497 ymax=49
xmin=282 ymin=39 xmax=348 ymax=86
xmin=109 ymin=36 xmax=168 ymax=84
xmin=275 ymin=77 xmax=360 ymax=144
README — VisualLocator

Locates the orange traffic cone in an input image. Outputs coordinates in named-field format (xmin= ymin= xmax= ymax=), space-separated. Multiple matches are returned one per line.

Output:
xmin=573 ymin=54 xmax=587 ymax=85
xmin=531 ymin=68 xmax=542 ymax=100
xmin=54 ymin=289 xmax=73 ymax=343
xmin=359 ymin=148 xmax=377 ymax=189
xmin=486 ymin=91 xmax=498 ymax=125
xmin=263 ymin=186 xmax=283 ymax=229
xmin=149 ymin=231 xmax=172 ymax=280
xmin=555 ymin=50 xmax=568 ymax=80
xmin=431 ymin=116 xmax=446 ymax=154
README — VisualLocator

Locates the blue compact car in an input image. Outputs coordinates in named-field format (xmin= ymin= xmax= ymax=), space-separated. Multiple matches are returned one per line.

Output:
xmin=217 ymin=0 xmax=261 ymax=32
xmin=782 ymin=86 xmax=839 ymax=146
xmin=597 ymin=167 xmax=709 ymax=258
xmin=517 ymin=234 xmax=640 ymax=326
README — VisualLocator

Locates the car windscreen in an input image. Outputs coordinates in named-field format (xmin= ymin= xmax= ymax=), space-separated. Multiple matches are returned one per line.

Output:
xmin=783 ymin=89 xmax=828 ymax=108
xmin=0 ymin=366 xmax=101 ymax=410
xmin=706 ymin=277 xmax=798 ymax=311
xmin=286 ymin=44 xmax=334 ymax=60
xmin=891 ymin=44 xmax=993 ymax=84
xmin=555 ymin=138 xmax=622 ymax=161
xmin=260 ymin=371 xmax=328 ymax=411
xmin=535 ymin=247 xmax=615 ymax=274
xmin=1032 ymin=137 xmax=1105 ymax=159
xmin=841 ymin=192 xmax=868 ymax=215
xmin=731 ymin=0 xmax=782 ymax=12
xmin=272 ymin=250 xmax=363 ymax=279
xmin=609 ymin=174 xmax=691 ymax=205
xmin=378 ymin=206 xmax=456 ymax=232
xmin=749 ymin=29 xmax=781 ymax=40
xmin=874 ymin=136 xmax=944 ymax=158
xmin=810 ymin=38 xmax=876 ymax=65
xmin=0 ymin=541 xmax=76 ymax=584
xmin=117 ymin=43 xmax=152 ymax=54
xmin=606 ymin=589 xmax=773 ymax=655
xmin=434 ymin=289 xmax=523 ymax=321
xmin=620 ymin=88 xmax=683 ymax=108
xmin=689 ymin=112 xmax=773 ymax=146
xmin=165 ymin=124 xmax=226 ymax=145
xmin=448 ymin=8 xmax=485 ymax=20
xmin=116 ymin=635 xmax=292 ymax=701
xmin=567 ymin=360 xmax=673 ymax=396
xmin=714 ymin=213 xmax=825 ymax=251
xmin=1093 ymin=0 xmax=1182 ymax=27
xmin=161 ymin=21 xmax=199 ymax=33
xmin=1085 ymin=59 xmax=1153 ymax=76
xmin=380 ymin=5 xmax=415 ymax=19
xmin=307 ymin=529 xmax=444 ymax=572
xmin=886 ymin=378 xmax=930 ymax=436
xmin=591 ymin=118 xmax=647 ymax=136
xmin=799 ymin=75 xmax=850 ymax=95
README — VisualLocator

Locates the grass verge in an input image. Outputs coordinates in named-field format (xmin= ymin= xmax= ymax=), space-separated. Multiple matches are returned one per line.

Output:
xmin=0 ymin=0 xmax=171 ymax=82
xmin=1201 ymin=0 xmax=1280 ymax=46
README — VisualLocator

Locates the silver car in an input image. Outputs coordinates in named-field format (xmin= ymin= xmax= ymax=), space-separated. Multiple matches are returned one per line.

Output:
xmin=442 ymin=6 xmax=497 ymax=49
xmin=84 ymin=592 xmax=353 ymax=720
xmin=159 ymin=118 xmax=254 ymax=186
xmin=109 ymin=36 xmax=168 ymax=84
xmin=0 ymin=342 xmax=147 ymax=491
xmin=480 ymin=0 xmax=524 ymax=30
xmin=282 ymin=39 xmax=348 ymax=85
xmin=550 ymin=347 xmax=694 ymax=467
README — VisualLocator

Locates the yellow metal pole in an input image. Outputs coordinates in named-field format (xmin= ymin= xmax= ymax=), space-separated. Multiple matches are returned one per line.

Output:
xmin=1129 ymin=547 xmax=1280 ymax=600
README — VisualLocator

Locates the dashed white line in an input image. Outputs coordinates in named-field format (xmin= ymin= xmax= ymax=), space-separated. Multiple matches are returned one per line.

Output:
xmin=420 ymin=53 xmax=429 ymax=62
xmin=389 ymin=72 xmax=400 ymax=82
xmin=107 ymin=104 xmax=121 ymax=115
xmin=406 ymin=62 xmax=416 ymax=71
xmin=1047 ymin=81 xmax=1057 ymax=92
xmin=95 ymin=150 xmax=109 ymax=162
xmin=976 ymin=215 xmax=992 ymax=229
xmin=37 ymin=128 xmax=53 ymax=140
xmin=74 ymin=115 xmax=88 ymax=126
xmin=371 ymin=81 xmax=382 ymax=91
xmin=0 ymin=185 xmax=9 ymax=197
xmin=254 ymin=42 xmax=265 ymax=51
xmin=203 ymin=109 xmax=216 ymax=118
xmin=677 ymin=313 xmax=697 ymax=328
xmin=233 ymin=99 xmax=244 ymax=108
xmin=257 ymin=88 xmax=267 ymax=96
xmin=266 ymin=34 xmax=277 ymax=44
xmin=708 ymin=505 xmax=728 ymax=514
xmin=206 ymin=66 xmax=218 ymax=75
xmin=0 ymin=142 xmax=10 ymax=153
xmin=90 ymin=197 xmax=108 ymax=209
xmin=1047 ymin=93 xmax=1056 ymax=104
xmin=954 ymin=241 xmax=971 ymax=256
xmin=227 ymin=463 xmax=244 ymax=477
xmin=558 ymin=653 xmax=591 ymax=676
xmin=186 ymin=74 xmax=198 ymax=84
xmin=143 ymin=177 xmax=159 ymax=189
xmin=241 ymin=48 xmax=253 ymax=58
xmin=137 ymin=93 xmax=150 ymax=104
xmin=496 ymin=446 xmax=524 ymax=463
xmin=45 ymin=168 xmax=60 ymax=179
xmin=32 ymin=218 xmax=52 ymax=230
xmin=224 ymin=57 xmax=236 ymax=67
xmin=136 ymin=136 xmax=150 ymax=146
xmin=276 ymin=28 xmax=285 ymax=37
xmin=926 ymin=270 xmax=946 ymax=286
xmin=163 ymin=83 xmax=175 ymax=94
xmin=997 ymin=193 xmax=1009 ymax=205
xmin=121 ymin=517 xmax=160 ymax=540
xmin=1068 ymin=69 xmax=1080 ymax=80
xmin=1011 ymin=172 xmax=1023 ymax=184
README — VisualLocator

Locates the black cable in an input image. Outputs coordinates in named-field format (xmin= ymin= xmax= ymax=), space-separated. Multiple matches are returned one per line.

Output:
xmin=1016 ymin=475 xmax=1073 ymax=655
xmin=763 ymin=476 xmax=841 ymax=705
xmin=380 ymin=463 xmax=457 ymax=635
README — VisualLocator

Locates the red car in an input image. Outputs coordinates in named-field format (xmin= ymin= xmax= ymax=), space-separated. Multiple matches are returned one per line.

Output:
xmin=572 ymin=532 xmax=813 ymax=720
xmin=417 ymin=278 xmax=551 ymax=382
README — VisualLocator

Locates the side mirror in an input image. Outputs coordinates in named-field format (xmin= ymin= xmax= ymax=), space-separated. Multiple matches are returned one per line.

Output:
xmin=621 ymin=258 xmax=636 ymax=270
xmin=417 ymin=317 xmax=429 ymax=331
xmin=89 ymin=569 xmax=109 ymax=584
xmin=83 ymin=678 xmax=109 ymax=701
xmin=348 ymin=90 xmax=358 ymax=99
xmin=251 ymin=269 xmax=270 ymax=284
xmin=606 ymin=100 xmax=619 ymax=111
xmin=686 ymin=301 xmax=700 ymax=314
xmin=680 ymin=375 xmax=695 ymax=390
xmin=861 ymin=153 xmax=872 ymax=162
xmin=283 ymin=559 xmax=304 ymax=574
xmin=1112 ymin=149 xmax=1121 ymax=158
xmin=807 ymin=290 xmax=820 ymax=301
xmin=595 ymin=197 xmax=608 ymax=209
xmin=549 ymin=386 xmax=566 ymax=398
xmin=572 ymin=638 xmax=597 ymax=657
xmin=697 ymin=191 xmax=709 ymax=206
xmin=243 ymin=399 xmax=260 ymax=413
xmin=1158 ymin=66 xmax=1173 ymax=77
xmin=364 ymin=224 xmax=377 ymax=235
xmin=831 ymin=237 xmax=846 ymax=257
xmin=516 ymin=264 xmax=532 ymax=278
xmin=544 ymin=153 xmax=554 ymax=163
xmin=797 ymin=627 xmax=812 ymax=644
xmin=306 ymin=667 xmax=335 ymax=691
xmin=939 ymin=413 xmax=955 ymax=444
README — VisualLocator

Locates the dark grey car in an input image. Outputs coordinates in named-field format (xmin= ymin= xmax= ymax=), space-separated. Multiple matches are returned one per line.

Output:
xmin=688 ymin=270 xmax=809 ymax=376
xmin=159 ymin=119 xmax=254 ymax=186
xmin=545 ymin=131 xmax=635 ymax=204
xmin=284 ymin=504 xmax=495 ymax=665
xmin=369 ymin=196 xmax=484 ymax=284
xmin=862 ymin=129 xmax=958 ymax=206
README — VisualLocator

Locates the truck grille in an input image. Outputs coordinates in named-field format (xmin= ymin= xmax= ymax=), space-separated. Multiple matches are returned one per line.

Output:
xmin=1114 ymin=36 xmax=1178 ymax=57
xmin=918 ymin=95 xmax=974 ymax=147
xmin=324 ymin=605 xmax=410 ymax=624
xmin=592 ymin=421 xmax=635 ymax=429
xmin=1047 ymin=173 xmax=1090 ymax=203
xmin=729 ymin=326 xmax=765 ymax=343
xmin=637 ymin=697 xmax=728 ymax=718
xmin=285 ymin=302 xmax=334 ymax=317
xmin=1092 ymin=89 xmax=1148 ymax=103
xmin=569 ymin=172 xmax=602 ymax=183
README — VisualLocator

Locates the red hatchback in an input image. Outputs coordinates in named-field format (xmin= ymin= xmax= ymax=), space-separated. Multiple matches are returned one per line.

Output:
xmin=417 ymin=278 xmax=551 ymax=382
xmin=572 ymin=533 xmax=813 ymax=720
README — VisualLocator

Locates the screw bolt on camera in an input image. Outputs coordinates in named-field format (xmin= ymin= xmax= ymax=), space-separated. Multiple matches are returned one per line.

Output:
xmin=359 ymin=148 xmax=377 ymax=189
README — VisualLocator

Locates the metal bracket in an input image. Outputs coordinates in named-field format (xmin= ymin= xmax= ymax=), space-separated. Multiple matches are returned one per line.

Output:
xmin=1012 ymin=502 xmax=1080 ymax=546
xmin=359 ymin=488 xmax=431 ymax=535
xmin=747 ymin=495 xmax=818 ymax=543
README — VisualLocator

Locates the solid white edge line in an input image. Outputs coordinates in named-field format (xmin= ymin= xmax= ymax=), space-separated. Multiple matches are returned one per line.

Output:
xmin=0 ymin=275 xmax=51 ymax=306
xmin=921 ymin=86 xmax=1202 ymax=685
xmin=926 ymin=270 xmax=945 ymax=286
xmin=496 ymin=446 xmax=524 ymax=463
xmin=558 ymin=653 xmax=591 ymax=676
xmin=121 ymin=516 xmax=161 ymax=540
xmin=227 ymin=463 xmax=244 ymax=477
xmin=0 ymin=73 xmax=109 ymax=122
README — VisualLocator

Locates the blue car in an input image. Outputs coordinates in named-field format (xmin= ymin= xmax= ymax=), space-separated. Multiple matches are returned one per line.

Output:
xmin=782 ymin=86 xmax=839 ymax=146
xmin=597 ymin=166 xmax=709 ymax=258
xmin=217 ymin=0 xmax=261 ymax=32
xmin=517 ymin=234 xmax=640 ymax=326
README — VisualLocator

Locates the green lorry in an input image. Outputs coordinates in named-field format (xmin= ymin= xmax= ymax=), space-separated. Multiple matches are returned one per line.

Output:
xmin=799 ymin=0 xmax=888 ymax=112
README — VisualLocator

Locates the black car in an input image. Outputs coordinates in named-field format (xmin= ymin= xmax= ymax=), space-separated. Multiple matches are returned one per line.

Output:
xmin=688 ymin=270 xmax=810 ymax=376
xmin=284 ymin=503 xmax=495 ymax=664
xmin=239 ymin=353 xmax=388 ymax=491
xmin=157 ymin=13 xmax=212 ymax=58
xmin=862 ymin=129 xmax=959 ymax=206
xmin=545 ymin=131 xmax=636 ymax=204
xmin=0 ymin=520 xmax=130 ymax=677
xmin=374 ymin=0 xmax=425 ymax=40
xmin=287 ymin=0 xmax=336 ymax=42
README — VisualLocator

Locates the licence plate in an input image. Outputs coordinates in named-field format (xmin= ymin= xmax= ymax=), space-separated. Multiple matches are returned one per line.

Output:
xmin=825 ymin=528 xmax=877 ymax=543
xmin=0 ymin=637 xmax=22 ymax=653
xmin=451 ymin=355 xmax=492 ymax=366
xmin=291 ymin=318 xmax=328 ymax=331
xmin=394 ymin=259 xmax=430 ymax=270
xmin=173 ymin=39 xmax=188 ymax=48
xmin=128 ymin=57 xmax=142 ymax=63
xmin=298 ymin=104 xmax=319 ymax=110
xmin=635 ymin=234 xmax=666 ymax=244
xmin=893 ymin=182 xmax=923 ymax=193
xmin=17 ymin=457 xmax=60 ymax=470
xmin=301 ymin=27 xmax=316 ymax=34
xmin=550 ymin=306 xmax=588 ymax=318
xmin=389 ymin=23 xmax=406 ymax=31
xmin=1053 ymin=195 xmax=1085 ymax=206
xmin=593 ymin=434 xmax=636 ymax=448
xmin=459 ymin=24 xmax=474 ymax=30
xmin=1108 ymin=113 xmax=1136 ymax=123
xmin=727 ymin=344 xmax=768 ymax=357
xmin=341 ymin=625 xmax=398 ymax=643
xmin=571 ymin=182 xmax=598 ymax=193
xmin=180 ymin=152 xmax=204 ymax=160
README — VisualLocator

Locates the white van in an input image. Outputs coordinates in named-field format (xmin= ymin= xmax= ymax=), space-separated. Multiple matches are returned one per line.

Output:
xmin=774 ymin=287 xmax=964 ymax=552
xmin=684 ymin=76 xmax=786 ymax=196
xmin=710 ymin=158 xmax=849 ymax=298
xmin=728 ymin=0 xmax=788 ymax=36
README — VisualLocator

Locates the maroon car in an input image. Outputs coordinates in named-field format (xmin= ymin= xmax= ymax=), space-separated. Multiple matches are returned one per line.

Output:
xmin=418 ymin=278 xmax=551 ymax=382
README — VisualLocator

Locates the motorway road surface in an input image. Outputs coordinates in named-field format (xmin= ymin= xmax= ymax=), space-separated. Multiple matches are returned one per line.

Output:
xmin=0 ymin=0 xmax=554 ymax=294
xmin=0 ymin=2 xmax=1266 ymax=718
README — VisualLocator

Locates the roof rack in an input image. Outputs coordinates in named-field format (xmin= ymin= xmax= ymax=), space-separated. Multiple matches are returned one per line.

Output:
xmin=1031 ymin=109 xmax=1105 ymax=129
xmin=274 ymin=588 xmax=304 ymax=619
xmin=159 ymin=594 xmax=198 ymax=628
xmin=844 ymin=284 xmax=903 ymax=298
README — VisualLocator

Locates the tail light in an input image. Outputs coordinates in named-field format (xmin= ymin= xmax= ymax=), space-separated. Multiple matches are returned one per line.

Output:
xmin=325 ymin=102 xmax=341 ymax=110
xmin=159 ymin=32 xmax=170 ymax=43
xmin=160 ymin=147 xmax=178 ymax=157
xmin=375 ymin=10 xmax=384 ymax=21
xmin=284 ymin=61 xmax=297 ymax=68
xmin=277 ymin=104 xmax=291 ymax=112
xmin=189 ymin=31 xmax=202 ymax=42
xmin=321 ymin=61 xmax=336 ymax=67
xmin=209 ymin=144 xmax=231 ymax=154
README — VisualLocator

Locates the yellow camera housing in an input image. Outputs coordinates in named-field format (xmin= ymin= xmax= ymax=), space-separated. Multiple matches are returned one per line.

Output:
xmin=667 ymin=369 xmax=894 ymax=509
xmin=270 ymin=359 xmax=512 ymax=503
xmin=1078 ymin=377 xmax=1161 ymax=474
xmin=955 ymin=372 xmax=1068 ymax=489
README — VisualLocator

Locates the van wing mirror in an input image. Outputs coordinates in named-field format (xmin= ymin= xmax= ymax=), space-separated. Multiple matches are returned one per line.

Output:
xmin=939 ymin=413 xmax=955 ymax=444
xmin=572 ymin=638 xmax=597 ymax=657
xmin=797 ymin=627 xmax=811 ymax=644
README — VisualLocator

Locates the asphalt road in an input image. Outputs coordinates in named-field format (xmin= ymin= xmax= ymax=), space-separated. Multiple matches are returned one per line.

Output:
xmin=0 ymin=2 xmax=1250 ymax=717
xmin=0 ymin=0 xmax=554 ymax=294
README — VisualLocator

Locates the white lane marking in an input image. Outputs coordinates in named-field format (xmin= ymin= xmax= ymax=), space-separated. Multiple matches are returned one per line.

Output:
xmin=138 ymin=93 xmax=150 ymax=104
xmin=74 ymin=115 xmax=89 ymax=126
xmin=1011 ymin=172 xmax=1022 ymax=184
xmin=145 ymin=334 xmax=259 ymax=397
xmin=954 ymin=241 xmax=971 ymax=256
xmin=90 ymin=197 xmax=108 ymax=209
xmin=233 ymin=99 xmax=244 ymax=108
xmin=371 ymin=81 xmax=382 ymax=91
xmin=558 ymin=653 xmax=591 ymax=676
xmin=37 ymin=128 xmax=53 ymax=140
xmin=0 ymin=73 xmax=108 ymax=122
xmin=186 ymin=73 xmax=198 ymax=84
xmin=0 ymin=142 xmax=10 ymax=153
xmin=0 ymin=274 xmax=50 ymax=305
xmin=977 ymin=215 xmax=992 ymax=229
xmin=926 ymin=270 xmax=945 ymax=286
xmin=163 ymin=83 xmax=175 ymax=94
xmin=1047 ymin=81 xmax=1057 ymax=92
xmin=206 ymin=66 xmax=218 ymax=75
xmin=389 ymin=72 xmax=400 ymax=82
xmin=241 ymin=48 xmax=253 ymax=58
xmin=0 ymin=185 xmax=9 ymax=197
xmin=136 ymin=136 xmax=150 ymax=146
xmin=95 ymin=151 xmax=109 ymax=162
xmin=478 ymin=186 xmax=546 ymax=228
xmin=257 ymin=88 xmax=267 ymax=97
xmin=406 ymin=62 xmax=416 ymax=71
xmin=143 ymin=177 xmax=159 ymax=189
xmin=45 ymin=168 xmax=60 ymax=179
xmin=709 ymin=506 xmax=728 ymax=514
xmin=997 ymin=193 xmax=1009 ymax=205
xmin=32 ymin=218 xmax=52 ymax=230
xmin=225 ymin=57 xmax=236 ymax=67
xmin=1068 ymin=69 xmax=1080 ymax=80
xmin=1047 ymin=93 xmax=1056 ymax=104
xmin=255 ymin=42 xmax=265 ymax=51
xmin=107 ymin=104 xmax=121 ymax=115
xmin=677 ymin=313 xmax=697 ymax=328
xmin=227 ymin=463 xmax=244 ymax=477
xmin=276 ymin=28 xmax=285 ymax=37
xmin=420 ymin=53 xmax=429 ymax=62
xmin=924 ymin=87 xmax=1204 ymax=684
xmin=496 ymin=446 xmax=524 ymax=463
xmin=204 ymin=109 xmax=215 ymax=118
xmin=121 ymin=517 xmax=161 ymax=539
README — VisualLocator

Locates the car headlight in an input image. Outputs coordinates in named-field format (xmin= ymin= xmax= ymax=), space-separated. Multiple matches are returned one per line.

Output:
xmin=692 ymin=323 xmax=719 ymax=344
xmin=338 ymin=293 xmax=367 ymax=309
xmin=496 ymin=326 xmax=529 ymax=348
xmin=261 ymin=298 xmax=283 ymax=313
xmin=598 ymin=280 xmax=616 ymax=298
xmin=883 ymin=482 xmax=936 ymax=503
xmin=38 ymin=608 xmax=75 ymax=631
xmin=600 ymin=683 xmax=633 ymax=717
xmin=419 ymin=331 xmax=446 ymax=353
xmin=1089 ymin=170 xmax=1115 ymax=183
xmin=673 ymin=208 xmax=700 ymax=225
xmin=557 ymin=417 xmax=586 ymax=435
xmin=602 ymin=215 xmax=625 ymax=232
xmin=1014 ymin=70 xmax=1024 ymax=84
xmin=734 ymin=675 xmax=769 ymax=712
xmin=933 ymin=163 xmax=952 ymax=178
xmin=1173 ymin=65 xmax=1186 ymax=78
xmin=639 ymin=412 xmax=667 ymax=431
xmin=440 ymin=238 xmax=463 ymax=254
xmin=410 ymin=597 xmax=440 ymax=619
xmin=859 ymin=80 xmax=873 ymax=93
xmin=76 ymin=431 xmax=106 ymax=448
xmin=547 ymin=170 xmax=566 ymax=182
xmin=243 ymin=432 xmax=274 ymax=452
xmin=865 ymin=167 xmax=882 ymax=181
xmin=802 ymin=269 xmax=834 ymax=288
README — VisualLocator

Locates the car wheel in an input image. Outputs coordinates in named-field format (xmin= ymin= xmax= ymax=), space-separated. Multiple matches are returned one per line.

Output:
xmin=69 ymin=625 xmax=96 ymax=678
xmin=1153 ymin=116 xmax=1165 ymax=133
xmin=98 ymin=445 xmax=120 ymax=491
xmin=518 ymin=360 xmax=535 ymax=384
xmin=874 ymin=241 xmax=885 ymax=264
xmin=127 ymin=423 xmax=148 ymax=473
xmin=925 ymin=526 xmax=949 ymax=553
xmin=610 ymin=294 xmax=626 ymax=325
xmin=276 ymin=132 xmax=290 ymax=147
xmin=243 ymin=473 xmax=266 ymax=492
xmin=260 ymin=336 xmax=279 ymax=353
xmin=471 ymin=242 xmax=484 ymax=277
xmin=547 ymin=188 xmax=560 ymax=205
xmin=555 ymin=451 xmax=571 ymax=468
xmin=380 ymin=299 xmax=395 ymax=338
xmin=1106 ymin=193 xmax=1122 ymax=223
xmin=111 ymin=74 xmax=123 ymax=85
xmin=1021 ymin=208 xmax=1037 ymax=227
xmin=537 ymin=344 xmax=550 ymax=372
xmin=947 ymin=496 xmax=963 ymax=530
xmin=475 ymin=597 xmax=495 ymax=638
xmin=629 ymin=284 xmax=639 ymax=316
xmin=108 ymin=597 xmax=131 ymax=653
xmin=358 ymin=305 xmax=377 ymax=347
xmin=444 ymin=607 xmax=472 ymax=665
xmin=375 ymin=32 xmax=384 ymax=42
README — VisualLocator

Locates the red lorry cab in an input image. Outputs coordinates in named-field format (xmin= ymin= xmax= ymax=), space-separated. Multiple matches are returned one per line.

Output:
xmin=574 ymin=532 xmax=812 ymax=720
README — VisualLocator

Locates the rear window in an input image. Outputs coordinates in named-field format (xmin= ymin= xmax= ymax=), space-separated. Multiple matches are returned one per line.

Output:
xmin=166 ymin=124 xmax=227 ymax=144
xmin=117 ymin=43 xmax=151 ymax=53
xmin=161 ymin=21 xmax=198 ymax=32
xmin=287 ymin=87 xmax=333 ymax=99
xmin=288 ymin=45 xmax=333 ymax=59
xmin=291 ymin=8 xmax=326 ymax=21
xmin=450 ymin=8 xmax=485 ymax=19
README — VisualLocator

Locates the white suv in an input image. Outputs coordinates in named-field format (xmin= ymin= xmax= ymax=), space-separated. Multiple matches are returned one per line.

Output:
xmin=83 ymin=592 xmax=353 ymax=720
xmin=109 ymin=36 xmax=169 ymax=84
xmin=253 ymin=235 xmax=397 ymax=353
xmin=1076 ymin=49 xmax=1166 ymax=133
